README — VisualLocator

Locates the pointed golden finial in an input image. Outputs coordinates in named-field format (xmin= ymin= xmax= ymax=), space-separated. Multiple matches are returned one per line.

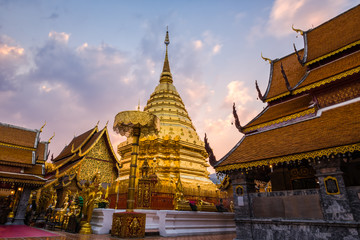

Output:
xmin=96 ymin=120 xmax=100 ymax=127
xmin=48 ymin=132 xmax=55 ymax=143
xmin=40 ymin=121 xmax=46 ymax=133
xmin=105 ymin=120 xmax=109 ymax=127
xmin=292 ymin=24 xmax=303 ymax=36
xmin=261 ymin=52 xmax=272 ymax=64
xmin=160 ymin=27 xmax=173 ymax=83
xmin=137 ymin=99 xmax=141 ymax=111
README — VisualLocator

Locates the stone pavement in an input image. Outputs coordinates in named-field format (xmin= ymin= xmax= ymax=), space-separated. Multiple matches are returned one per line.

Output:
xmin=0 ymin=230 xmax=236 ymax=240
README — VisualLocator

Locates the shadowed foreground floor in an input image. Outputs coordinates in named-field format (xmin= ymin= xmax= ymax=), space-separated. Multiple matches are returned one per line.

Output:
xmin=0 ymin=229 xmax=236 ymax=240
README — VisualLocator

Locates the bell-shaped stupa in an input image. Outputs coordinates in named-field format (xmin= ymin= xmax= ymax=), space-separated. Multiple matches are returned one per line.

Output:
xmin=116 ymin=30 xmax=220 ymax=210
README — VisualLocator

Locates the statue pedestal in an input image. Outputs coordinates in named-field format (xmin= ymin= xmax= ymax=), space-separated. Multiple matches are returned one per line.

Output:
xmin=111 ymin=212 xmax=146 ymax=238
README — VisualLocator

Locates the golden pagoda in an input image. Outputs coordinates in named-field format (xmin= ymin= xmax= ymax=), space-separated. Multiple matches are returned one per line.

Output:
xmin=115 ymin=30 xmax=220 ymax=210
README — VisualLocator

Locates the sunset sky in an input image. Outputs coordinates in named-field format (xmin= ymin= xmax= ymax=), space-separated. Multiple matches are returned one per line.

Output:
xmin=1 ymin=0 xmax=358 ymax=173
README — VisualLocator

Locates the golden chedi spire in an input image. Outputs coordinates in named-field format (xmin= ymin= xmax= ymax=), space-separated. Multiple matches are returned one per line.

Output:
xmin=160 ymin=29 xmax=173 ymax=84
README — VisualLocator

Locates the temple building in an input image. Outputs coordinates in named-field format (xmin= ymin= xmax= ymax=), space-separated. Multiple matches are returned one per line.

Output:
xmin=113 ymin=31 xmax=220 ymax=210
xmin=44 ymin=123 xmax=120 ymax=207
xmin=206 ymin=5 xmax=360 ymax=240
xmin=0 ymin=122 xmax=51 ymax=224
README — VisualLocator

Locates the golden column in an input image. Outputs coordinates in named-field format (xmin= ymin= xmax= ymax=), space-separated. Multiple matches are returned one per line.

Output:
xmin=112 ymin=110 xmax=159 ymax=238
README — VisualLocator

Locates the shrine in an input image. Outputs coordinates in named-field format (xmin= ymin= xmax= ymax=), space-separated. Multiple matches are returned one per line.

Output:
xmin=0 ymin=122 xmax=51 ymax=225
xmin=206 ymin=5 xmax=360 ymax=240
xmin=110 ymin=30 xmax=224 ymax=210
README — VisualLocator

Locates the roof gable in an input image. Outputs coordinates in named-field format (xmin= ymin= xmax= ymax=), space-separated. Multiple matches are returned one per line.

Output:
xmin=264 ymin=50 xmax=307 ymax=102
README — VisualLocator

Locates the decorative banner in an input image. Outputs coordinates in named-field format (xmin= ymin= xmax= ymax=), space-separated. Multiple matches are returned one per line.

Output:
xmin=324 ymin=176 xmax=340 ymax=195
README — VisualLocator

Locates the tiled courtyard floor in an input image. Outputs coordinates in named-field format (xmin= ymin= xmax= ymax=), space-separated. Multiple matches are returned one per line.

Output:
xmin=0 ymin=230 xmax=236 ymax=240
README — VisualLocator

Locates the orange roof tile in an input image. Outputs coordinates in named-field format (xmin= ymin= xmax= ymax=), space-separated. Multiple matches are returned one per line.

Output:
xmin=0 ymin=124 xmax=37 ymax=148
xmin=305 ymin=5 xmax=360 ymax=64
xmin=244 ymin=94 xmax=313 ymax=131
xmin=0 ymin=145 xmax=33 ymax=165
xmin=264 ymin=50 xmax=307 ymax=101
xmin=217 ymin=101 xmax=360 ymax=168
xmin=295 ymin=50 xmax=360 ymax=94
xmin=35 ymin=142 xmax=47 ymax=162
xmin=54 ymin=127 xmax=96 ymax=161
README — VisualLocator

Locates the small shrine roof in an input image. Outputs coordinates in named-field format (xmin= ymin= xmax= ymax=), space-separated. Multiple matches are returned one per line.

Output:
xmin=304 ymin=5 xmax=360 ymax=65
xmin=217 ymin=100 xmax=360 ymax=171
xmin=54 ymin=127 xmax=97 ymax=161
xmin=243 ymin=94 xmax=314 ymax=133
xmin=264 ymin=50 xmax=307 ymax=102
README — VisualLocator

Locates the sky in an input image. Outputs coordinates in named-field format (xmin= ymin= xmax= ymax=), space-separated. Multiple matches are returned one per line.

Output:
xmin=1 ymin=0 xmax=359 ymax=173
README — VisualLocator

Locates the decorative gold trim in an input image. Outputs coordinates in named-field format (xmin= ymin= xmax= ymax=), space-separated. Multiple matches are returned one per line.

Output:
xmin=293 ymin=66 xmax=360 ymax=95
xmin=0 ymin=177 xmax=45 ymax=186
xmin=78 ymin=128 xmax=106 ymax=157
xmin=305 ymin=40 xmax=360 ymax=66
xmin=324 ymin=176 xmax=340 ymax=195
xmin=216 ymin=142 xmax=360 ymax=172
xmin=0 ymin=142 xmax=36 ymax=151
xmin=52 ymin=154 xmax=77 ymax=171
xmin=244 ymin=108 xmax=316 ymax=133
xmin=265 ymin=92 xmax=291 ymax=103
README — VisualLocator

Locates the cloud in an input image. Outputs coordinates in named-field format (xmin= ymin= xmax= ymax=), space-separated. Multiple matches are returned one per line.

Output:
xmin=48 ymin=13 xmax=59 ymax=20
xmin=48 ymin=31 xmax=70 ymax=44
xmin=0 ymin=35 xmax=27 ymax=91
xmin=267 ymin=0 xmax=356 ymax=37
xmin=225 ymin=81 xmax=253 ymax=106
xmin=247 ymin=0 xmax=356 ymax=41
xmin=193 ymin=40 xmax=203 ymax=50
xmin=212 ymin=44 xmax=222 ymax=55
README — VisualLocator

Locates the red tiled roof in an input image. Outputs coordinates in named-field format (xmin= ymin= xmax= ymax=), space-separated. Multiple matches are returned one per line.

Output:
xmin=244 ymin=94 xmax=313 ymax=130
xmin=264 ymin=50 xmax=307 ymax=101
xmin=305 ymin=5 xmax=360 ymax=64
xmin=36 ymin=142 xmax=47 ymax=162
xmin=0 ymin=124 xmax=37 ymax=148
xmin=218 ymin=101 xmax=360 ymax=168
xmin=295 ymin=51 xmax=360 ymax=93
xmin=0 ymin=145 xmax=33 ymax=165
xmin=54 ymin=127 xmax=96 ymax=161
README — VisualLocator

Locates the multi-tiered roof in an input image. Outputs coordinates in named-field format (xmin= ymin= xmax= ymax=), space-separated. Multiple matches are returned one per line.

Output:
xmin=213 ymin=4 xmax=360 ymax=172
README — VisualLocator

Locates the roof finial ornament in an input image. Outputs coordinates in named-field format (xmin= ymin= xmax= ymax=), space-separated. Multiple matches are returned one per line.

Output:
xmin=48 ymin=132 xmax=55 ymax=143
xmin=261 ymin=52 xmax=272 ymax=64
xmin=293 ymin=43 xmax=304 ymax=66
xmin=292 ymin=24 xmax=304 ymax=36
xmin=96 ymin=121 xmax=100 ymax=127
xmin=232 ymin=103 xmax=243 ymax=133
xmin=281 ymin=63 xmax=292 ymax=92
xmin=255 ymin=80 xmax=265 ymax=102
xmin=105 ymin=120 xmax=109 ymax=127
xmin=137 ymin=99 xmax=141 ymax=111
xmin=204 ymin=133 xmax=218 ymax=167
xmin=40 ymin=121 xmax=46 ymax=133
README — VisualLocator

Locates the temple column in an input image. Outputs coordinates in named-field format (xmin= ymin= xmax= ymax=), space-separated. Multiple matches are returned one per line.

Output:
xmin=314 ymin=156 xmax=354 ymax=221
xmin=13 ymin=187 xmax=31 ymax=225
xmin=229 ymin=171 xmax=255 ymax=240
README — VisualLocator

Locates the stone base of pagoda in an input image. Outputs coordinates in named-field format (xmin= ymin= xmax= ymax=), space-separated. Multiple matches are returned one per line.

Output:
xmin=90 ymin=209 xmax=235 ymax=236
